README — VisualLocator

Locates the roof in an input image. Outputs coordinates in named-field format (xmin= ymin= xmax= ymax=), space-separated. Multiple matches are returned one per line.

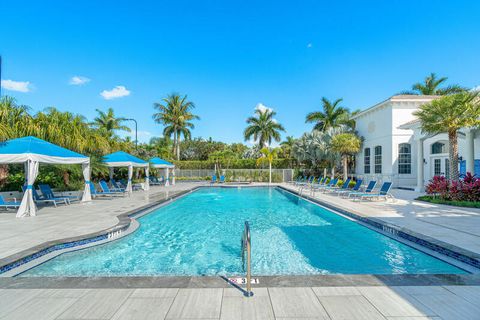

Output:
xmin=351 ymin=95 xmax=439 ymax=120
xmin=398 ymin=119 xmax=421 ymax=130
xmin=103 ymin=151 xmax=148 ymax=167
xmin=149 ymin=157 xmax=175 ymax=168
xmin=0 ymin=136 xmax=89 ymax=164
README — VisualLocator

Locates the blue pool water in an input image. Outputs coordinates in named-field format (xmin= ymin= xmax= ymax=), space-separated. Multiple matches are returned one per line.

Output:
xmin=21 ymin=187 xmax=465 ymax=276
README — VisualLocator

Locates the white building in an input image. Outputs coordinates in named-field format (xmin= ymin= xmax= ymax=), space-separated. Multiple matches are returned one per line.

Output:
xmin=353 ymin=95 xmax=479 ymax=191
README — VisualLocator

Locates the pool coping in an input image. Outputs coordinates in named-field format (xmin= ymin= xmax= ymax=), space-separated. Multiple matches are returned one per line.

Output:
xmin=277 ymin=185 xmax=480 ymax=271
xmin=1 ymin=184 xmax=479 ymax=282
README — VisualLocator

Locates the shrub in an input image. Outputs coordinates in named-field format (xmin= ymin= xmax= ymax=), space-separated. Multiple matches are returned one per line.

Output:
xmin=425 ymin=172 xmax=480 ymax=202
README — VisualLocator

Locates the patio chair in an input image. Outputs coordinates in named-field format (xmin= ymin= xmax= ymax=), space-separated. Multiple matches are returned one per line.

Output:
xmin=335 ymin=179 xmax=363 ymax=196
xmin=0 ymin=195 xmax=21 ymax=210
xmin=89 ymin=182 xmax=121 ymax=198
xmin=297 ymin=176 xmax=315 ymax=188
xmin=100 ymin=180 xmax=127 ymax=195
xmin=347 ymin=180 xmax=377 ymax=198
xmin=211 ymin=175 xmax=217 ymax=184
xmin=325 ymin=178 xmax=351 ymax=193
xmin=358 ymin=182 xmax=394 ymax=201
xmin=38 ymin=184 xmax=80 ymax=203
xmin=311 ymin=178 xmax=338 ymax=194
xmin=219 ymin=175 xmax=225 ymax=183
xmin=108 ymin=179 xmax=126 ymax=192
xmin=293 ymin=176 xmax=307 ymax=186
xmin=23 ymin=186 xmax=69 ymax=207
xmin=149 ymin=176 xmax=162 ymax=186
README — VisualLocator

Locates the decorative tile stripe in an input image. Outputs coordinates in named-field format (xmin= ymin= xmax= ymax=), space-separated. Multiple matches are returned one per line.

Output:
xmin=277 ymin=186 xmax=480 ymax=270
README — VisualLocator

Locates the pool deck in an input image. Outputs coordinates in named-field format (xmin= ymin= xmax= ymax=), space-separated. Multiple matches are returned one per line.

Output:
xmin=1 ymin=182 xmax=480 ymax=319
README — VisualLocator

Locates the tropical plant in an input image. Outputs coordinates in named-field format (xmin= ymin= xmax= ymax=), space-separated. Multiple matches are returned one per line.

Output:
xmin=402 ymin=73 xmax=465 ymax=95
xmin=153 ymin=93 xmax=199 ymax=160
xmin=256 ymin=147 xmax=280 ymax=183
xmin=305 ymin=97 xmax=352 ymax=131
xmin=208 ymin=149 xmax=236 ymax=176
xmin=91 ymin=107 xmax=131 ymax=138
xmin=244 ymin=108 xmax=285 ymax=148
xmin=331 ymin=132 xmax=362 ymax=180
xmin=414 ymin=92 xmax=480 ymax=180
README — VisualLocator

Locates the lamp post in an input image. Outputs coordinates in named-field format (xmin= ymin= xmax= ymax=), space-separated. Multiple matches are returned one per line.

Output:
xmin=125 ymin=118 xmax=138 ymax=149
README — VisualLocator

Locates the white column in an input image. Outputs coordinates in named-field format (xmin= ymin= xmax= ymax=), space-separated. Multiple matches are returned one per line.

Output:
xmin=466 ymin=129 xmax=475 ymax=174
xmin=172 ymin=167 xmax=176 ymax=185
xmin=416 ymin=139 xmax=424 ymax=192
xmin=126 ymin=165 xmax=133 ymax=194
xmin=165 ymin=168 xmax=170 ymax=186
xmin=144 ymin=166 xmax=150 ymax=191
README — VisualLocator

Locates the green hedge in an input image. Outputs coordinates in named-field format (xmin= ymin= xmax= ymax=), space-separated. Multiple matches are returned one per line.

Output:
xmin=172 ymin=158 xmax=292 ymax=169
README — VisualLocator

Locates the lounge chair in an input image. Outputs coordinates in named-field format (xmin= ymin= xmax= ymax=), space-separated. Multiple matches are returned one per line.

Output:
xmin=297 ymin=176 xmax=314 ymax=188
xmin=23 ymin=186 xmax=69 ymax=207
xmin=38 ymin=184 xmax=80 ymax=203
xmin=309 ymin=177 xmax=326 ymax=190
xmin=219 ymin=175 xmax=225 ymax=183
xmin=293 ymin=176 xmax=307 ymax=186
xmin=0 ymin=195 xmax=21 ymax=210
xmin=325 ymin=178 xmax=351 ymax=193
xmin=149 ymin=176 xmax=162 ymax=186
xmin=89 ymin=182 xmax=121 ymax=198
xmin=347 ymin=180 xmax=377 ymax=198
xmin=335 ymin=179 xmax=363 ymax=196
xmin=358 ymin=182 xmax=394 ymax=201
xmin=211 ymin=175 xmax=217 ymax=184
xmin=288 ymin=176 xmax=303 ymax=184
xmin=106 ymin=179 xmax=125 ymax=192
xmin=100 ymin=180 xmax=127 ymax=195
xmin=312 ymin=178 xmax=338 ymax=193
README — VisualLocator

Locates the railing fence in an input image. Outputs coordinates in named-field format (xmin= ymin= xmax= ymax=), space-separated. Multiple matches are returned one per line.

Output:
xmin=175 ymin=169 xmax=294 ymax=183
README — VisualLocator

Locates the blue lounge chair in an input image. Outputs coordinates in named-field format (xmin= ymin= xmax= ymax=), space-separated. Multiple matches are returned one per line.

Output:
xmin=348 ymin=180 xmax=376 ymax=198
xmin=211 ymin=175 xmax=217 ymax=184
xmin=106 ymin=179 xmax=125 ymax=192
xmin=359 ymin=182 xmax=393 ymax=201
xmin=297 ymin=176 xmax=314 ymax=188
xmin=0 ymin=195 xmax=21 ymax=209
xmin=23 ymin=186 xmax=69 ymax=207
xmin=38 ymin=184 xmax=80 ymax=203
xmin=100 ymin=180 xmax=127 ymax=195
xmin=219 ymin=175 xmax=225 ymax=183
xmin=293 ymin=176 xmax=307 ymax=186
xmin=289 ymin=176 xmax=303 ymax=184
xmin=89 ymin=182 xmax=122 ymax=198
xmin=309 ymin=177 xmax=326 ymax=190
xmin=313 ymin=178 xmax=338 ymax=192
xmin=325 ymin=178 xmax=351 ymax=193
xmin=149 ymin=176 xmax=162 ymax=186
xmin=335 ymin=179 xmax=363 ymax=196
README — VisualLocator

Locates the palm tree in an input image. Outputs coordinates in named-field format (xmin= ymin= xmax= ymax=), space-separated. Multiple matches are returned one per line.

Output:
xmin=414 ymin=92 xmax=480 ymax=181
xmin=305 ymin=97 xmax=351 ymax=131
xmin=0 ymin=96 xmax=33 ymax=141
xmin=331 ymin=132 xmax=362 ymax=180
xmin=403 ymin=73 xmax=465 ymax=95
xmin=91 ymin=108 xmax=131 ymax=137
xmin=280 ymin=136 xmax=296 ymax=161
xmin=244 ymin=108 xmax=285 ymax=148
xmin=257 ymin=147 xmax=280 ymax=184
xmin=153 ymin=94 xmax=199 ymax=160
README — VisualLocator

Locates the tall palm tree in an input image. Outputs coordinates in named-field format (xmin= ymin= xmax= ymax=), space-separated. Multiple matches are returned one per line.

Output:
xmin=0 ymin=96 xmax=33 ymax=141
xmin=331 ymin=132 xmax=362 ymax=180
xmin=305 ymin=97 xmax=351 ymax=131
xmin=403 ymin=73 xmax=465 ymax=95
xmin=244 ymin=108 xmax=285 ymax=148
xmin=91 ymin=108 xmax=131 ymax=137
xmin=414 ymin=92 xmax=480 ymax=181
xmin=257 ymin=147 xmax=280 ymax=184
xmin=153 ymin=93 xmax=199 ymax=160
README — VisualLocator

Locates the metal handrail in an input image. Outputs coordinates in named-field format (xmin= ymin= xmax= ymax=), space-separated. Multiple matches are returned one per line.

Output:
xmin=241 ymin=221 xmax=253 ymax=297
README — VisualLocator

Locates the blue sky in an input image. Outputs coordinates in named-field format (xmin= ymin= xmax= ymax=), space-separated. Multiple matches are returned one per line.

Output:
xmin=1 ymin=1 xmax=479 ymax=144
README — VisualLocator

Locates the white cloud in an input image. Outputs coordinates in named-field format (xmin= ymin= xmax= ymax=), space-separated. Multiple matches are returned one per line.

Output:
xmin=307 ymin=43 xmax=313 ymax=48
xmin=1 ymin=79 xmax=31 ymax=92
xmin=255 ymin=103 xmax=273 ymax=114
xmin=69 ymin=76 xmax=90 ymax=85
xmin=100 ymin=85 xmax=131 ymax=100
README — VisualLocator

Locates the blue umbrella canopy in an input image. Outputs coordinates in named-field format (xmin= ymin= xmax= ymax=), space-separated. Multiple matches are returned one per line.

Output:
xmin=0 ymin=136 xmax=89 ymax=164
xmin=103 ymin=151 xmax=148 ymax=167
xmin=149 ymin=157 xmax=175 ymax=168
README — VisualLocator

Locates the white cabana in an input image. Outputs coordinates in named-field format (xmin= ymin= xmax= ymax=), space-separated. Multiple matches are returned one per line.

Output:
xmin=103 ymin=151 xmax=149 ymax=193
xmin=0 ymin=136 xmax=91 ymax=218
xmin=149 ymin=157 xmax=175 ymax=186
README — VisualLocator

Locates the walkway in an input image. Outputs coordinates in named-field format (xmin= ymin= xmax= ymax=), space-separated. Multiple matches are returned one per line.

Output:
xmin=0 ymin=285 xmax=479 ymax=319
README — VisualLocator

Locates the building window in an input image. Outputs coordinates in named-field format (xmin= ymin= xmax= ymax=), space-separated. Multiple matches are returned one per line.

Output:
xmin=374 ymin=146 xmax=382 ymax=174
xmin=434 ymin=159 xmax=441 ymax=176
xmin=398 ymin=143 xmax=411 ymax=174
xmin=364 ymin=148 xmax=371 ymax=174
xmin=431 ymin=142 xmax=447 ymax=154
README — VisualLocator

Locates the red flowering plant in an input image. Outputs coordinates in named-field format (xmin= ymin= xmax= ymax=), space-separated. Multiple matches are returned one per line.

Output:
xmin=425 ymin=172 xmax=480 ymax=202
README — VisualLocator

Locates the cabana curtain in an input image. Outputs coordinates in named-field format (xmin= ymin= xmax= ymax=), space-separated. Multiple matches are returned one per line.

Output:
xmin=149 ymin=157 xmax=175 ymax=186
xmin=81 ymin=163 xmax=91 ymax=202
xmin=17 ymin=160 xmax=40 ymax=217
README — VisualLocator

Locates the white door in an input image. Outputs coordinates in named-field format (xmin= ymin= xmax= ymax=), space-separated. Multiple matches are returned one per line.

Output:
xmin=431 ymin=157 xmax=450 ymax=179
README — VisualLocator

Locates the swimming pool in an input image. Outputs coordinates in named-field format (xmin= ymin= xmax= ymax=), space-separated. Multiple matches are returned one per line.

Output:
xmin=21 ymin=187 xmax=466 ymax=276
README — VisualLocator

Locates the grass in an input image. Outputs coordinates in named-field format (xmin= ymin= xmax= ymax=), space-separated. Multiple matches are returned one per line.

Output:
xmin=416 ymin=195 xmax=480 ymax=208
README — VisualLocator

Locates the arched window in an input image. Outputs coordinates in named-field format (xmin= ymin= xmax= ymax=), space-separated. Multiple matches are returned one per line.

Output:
xmin=431 ymin=142 xmax=447 ymax=154
xmin=374 ymin=146 xmax=382 ymax=174
xmin=398 ymin=143 xmax=411 ymax=174
xmin=364 ymin=148 xmax=371 ymax=174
